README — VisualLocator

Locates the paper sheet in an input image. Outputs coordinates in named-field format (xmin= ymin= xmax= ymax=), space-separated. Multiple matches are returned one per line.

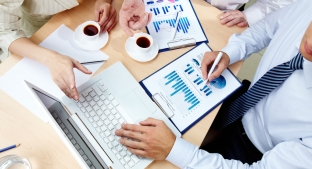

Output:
xmin=141 ymin=43 xmax=241 ymax=133
xmin=40 ymin=24 xmax=109 ymax=62
xmin=144 ymin=0 xmax=207 ymax=51
xmin=0 ymin=25 xmax=109 ymax=122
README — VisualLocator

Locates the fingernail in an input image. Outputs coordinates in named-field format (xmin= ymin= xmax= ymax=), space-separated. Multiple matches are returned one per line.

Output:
xmin=74 ymin=95 xmax=78 ymax=100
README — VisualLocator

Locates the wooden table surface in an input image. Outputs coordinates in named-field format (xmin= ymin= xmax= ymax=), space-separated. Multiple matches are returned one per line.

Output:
xmin=0 ymin=0 xmax=245 ymax=168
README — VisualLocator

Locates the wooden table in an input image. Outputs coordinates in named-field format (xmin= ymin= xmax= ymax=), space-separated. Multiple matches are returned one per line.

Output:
xmin=0 ymin=0 xmax=245 ymax=168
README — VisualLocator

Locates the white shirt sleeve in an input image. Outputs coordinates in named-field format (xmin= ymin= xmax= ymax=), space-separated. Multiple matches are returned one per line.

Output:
xmin=221 ymin=0 xmax=295 ymax=64
xmin=166 ymin=137 xmax=312 ymax=169
xmin=243 ymin=0 xmax=297 ymax=26
xmin=208 ymin=0 xmax=249 ymax=11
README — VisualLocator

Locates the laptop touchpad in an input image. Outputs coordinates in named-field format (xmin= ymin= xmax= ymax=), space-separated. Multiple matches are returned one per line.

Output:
xmin=120 ymin=87 xmax=156 ymax=122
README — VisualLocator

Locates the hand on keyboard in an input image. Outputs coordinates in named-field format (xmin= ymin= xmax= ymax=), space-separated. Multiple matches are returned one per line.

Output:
xmin=115 ymin=117 xmax=176 ymax=160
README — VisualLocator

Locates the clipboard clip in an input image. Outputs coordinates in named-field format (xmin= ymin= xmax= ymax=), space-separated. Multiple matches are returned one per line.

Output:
xmin=166 ymin=11 xmax=196 ymax=50
xmin=167 ymin=38 xmax=196 ymax=50
xmin=152 ymin=93 xmax=174 ymax=118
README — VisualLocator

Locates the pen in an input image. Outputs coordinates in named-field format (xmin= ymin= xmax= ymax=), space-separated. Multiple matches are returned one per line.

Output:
xmin=171 ymin=11 xmax=182 ymax=40
xmin=206 ymin=52 xmax=223 ymax=82
xmin=80 ymin=60 xmax=105 ymax=65
xmin=0 ymin=144 xmax=20 ymax=153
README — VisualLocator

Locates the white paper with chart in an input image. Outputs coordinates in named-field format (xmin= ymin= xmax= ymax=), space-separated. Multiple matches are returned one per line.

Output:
xmin=144 ymin=0 xmax=208 ymax=52
xmin=140 ymin=43 xmax=241 ymax=133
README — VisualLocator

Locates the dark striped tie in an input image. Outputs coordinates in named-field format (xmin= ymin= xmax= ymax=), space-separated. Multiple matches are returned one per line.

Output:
xmin=213 ymin=52 xmax=304 ymax=130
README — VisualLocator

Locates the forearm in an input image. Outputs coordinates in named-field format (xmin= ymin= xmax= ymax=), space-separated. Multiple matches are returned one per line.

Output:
xmin=8 ymin=38 xmax=57 ymax=66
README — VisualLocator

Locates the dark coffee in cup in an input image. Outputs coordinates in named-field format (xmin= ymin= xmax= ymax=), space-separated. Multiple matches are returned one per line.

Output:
xmin=83 ymin=25 xmax=99 ymax=36
xmin=136 ymin=37 xmax=151 ymax=48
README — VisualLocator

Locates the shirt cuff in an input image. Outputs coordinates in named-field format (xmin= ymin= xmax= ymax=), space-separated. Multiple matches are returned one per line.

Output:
xmin=166 ymin=137 xmax=198 ymax=168
xmin=221 ymin=42 xmax=242 ymax=65
xmin=243 ymin=7 xmax=263 ymax=26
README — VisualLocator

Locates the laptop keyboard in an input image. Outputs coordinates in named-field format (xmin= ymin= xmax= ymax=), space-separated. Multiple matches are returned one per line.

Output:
xmin=75 ymin=80 xmax=142 ymax=169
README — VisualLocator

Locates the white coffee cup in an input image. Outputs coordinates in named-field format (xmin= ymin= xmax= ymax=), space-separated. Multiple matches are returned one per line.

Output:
xmin=78 ymin=21 xmax=101 ymax=43
xmin=132 ymin=32 xmax=154 ymax=53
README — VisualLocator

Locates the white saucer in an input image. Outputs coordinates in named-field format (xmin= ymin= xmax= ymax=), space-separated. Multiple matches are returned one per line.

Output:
xmin=73 ymin=25 xmax=109 ymax=50
xmin=125 ymin=37 xmax=159 ymax=62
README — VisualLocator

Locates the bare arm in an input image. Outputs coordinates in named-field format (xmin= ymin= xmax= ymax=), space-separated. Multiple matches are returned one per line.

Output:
xmin=9 ymin=38 xmax=92 ymax=100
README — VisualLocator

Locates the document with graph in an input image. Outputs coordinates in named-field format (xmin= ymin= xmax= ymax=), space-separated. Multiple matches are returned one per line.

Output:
xmin=144 ymin=0 xmax=208 ymax=52
xmin=139 ymin=43 xmax=241 ymax=133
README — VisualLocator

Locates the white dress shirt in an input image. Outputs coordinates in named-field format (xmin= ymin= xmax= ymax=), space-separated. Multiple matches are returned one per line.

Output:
xmin=0 ymin=0 xmax=79 ymax=62
xmin=206 ymin=0 xmax=296 ymax=26
xmin=166 ymin=0 xmax=312 ymax=168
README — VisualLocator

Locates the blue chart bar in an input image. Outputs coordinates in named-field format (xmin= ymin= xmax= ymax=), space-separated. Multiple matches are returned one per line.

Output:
xmin=200 ymin=85 xmax=212 ymax=96
xmin=179 ymin=5 xmax=183 ymax=11
xmin=197 ymin=80 xmax=203 ymax=85
xmin=188 ymin=69 xmax=194 ymax=74
xmin=184 ymin=66 xmax=192 ymax=73
xmin=194 ymin=77 xmax=201 ymax=83
xmin=189 ymin=101 xmax=200 ymax=110
xmin=165 ymin=71 xmax=176 ymax=78
xmin=164 ymin=71 xmax=200 ymax=110
xmin=200 ymin=85 xmax=208 ymax=91
xmin=147 ymin=1 xmax=154 ymax=5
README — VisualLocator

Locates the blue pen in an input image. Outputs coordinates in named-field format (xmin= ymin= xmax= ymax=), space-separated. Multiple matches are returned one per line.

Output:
xmin=0 ymin=144 xmax=20 ymax=153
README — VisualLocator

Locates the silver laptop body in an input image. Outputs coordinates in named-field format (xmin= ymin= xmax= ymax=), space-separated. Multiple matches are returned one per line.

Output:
xmin=60 ymin=61 xmax=181 ymax=169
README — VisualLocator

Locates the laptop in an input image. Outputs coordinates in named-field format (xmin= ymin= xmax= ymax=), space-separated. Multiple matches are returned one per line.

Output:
xmin=25 ymin=61 xmax=181 ymax=169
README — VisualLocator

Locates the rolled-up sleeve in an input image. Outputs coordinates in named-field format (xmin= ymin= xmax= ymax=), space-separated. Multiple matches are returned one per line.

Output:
xmin=243 ymin=0 xmax=296 ymax=26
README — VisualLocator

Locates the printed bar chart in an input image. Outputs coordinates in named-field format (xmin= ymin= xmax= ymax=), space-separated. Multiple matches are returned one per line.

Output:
xmin=161 ymin=71 xmax=200 ymax=112
xmin=183 ymin=64 xmax=213 ymax=97
xmin=148 ymin=4 xmax=183 ymax=15
xmin=152 ymin=17 xmax=190 ymax=33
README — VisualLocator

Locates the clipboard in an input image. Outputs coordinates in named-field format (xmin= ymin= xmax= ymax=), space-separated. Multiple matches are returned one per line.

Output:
xmin=139 ymin=43 xmax=242 ymax=134
xmin=144 ymin=0 xmax=208 ymax=52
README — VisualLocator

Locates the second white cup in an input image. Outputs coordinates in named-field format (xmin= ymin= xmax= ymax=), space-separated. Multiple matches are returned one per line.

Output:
xmin=79 ymin=21 xmax=101 ymax=43
xmin=133 ymin=32 xmax=154 ymax=53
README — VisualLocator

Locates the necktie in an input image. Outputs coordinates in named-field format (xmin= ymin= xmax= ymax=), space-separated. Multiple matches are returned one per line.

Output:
xmin=213 ymin=52 xmax=304 ymax=130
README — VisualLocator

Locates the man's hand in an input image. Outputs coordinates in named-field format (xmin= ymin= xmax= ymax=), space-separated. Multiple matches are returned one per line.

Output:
xmin=115 ymin=118 xmax=176 ymax=160
xmin=46 ymin=53 xmax=92 ymax=100
xmin=220 ymin=10 xmax=248 ymax=27
xmin=119 ymin=0 xmax=152 ymax=36
xmin=201 ymin=51 xmax=230 ymax=82
xmin=94 ymin=0 xmax=117 ymax=32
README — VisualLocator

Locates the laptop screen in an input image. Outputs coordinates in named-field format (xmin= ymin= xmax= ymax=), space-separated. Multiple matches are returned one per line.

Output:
xmin=33 ymin=89 xmax=108 ymax=169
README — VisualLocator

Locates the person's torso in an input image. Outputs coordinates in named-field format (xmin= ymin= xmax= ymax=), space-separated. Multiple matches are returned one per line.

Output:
xmin=242 ymin=1 xmax=312 ymax=153
xmin=20 ymin=0 xmax=79 ymax=36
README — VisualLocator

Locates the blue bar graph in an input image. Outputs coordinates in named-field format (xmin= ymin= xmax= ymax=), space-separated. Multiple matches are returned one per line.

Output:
xmin=164 ymin=71 xmax=200 ymax=111
xmin=150 ymin=8 xmax=160 ymax=15
xmin=151 ymin=15 xmax=190 ymax=33
xmin=183 ymin=63 xmax=213 ymax=97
